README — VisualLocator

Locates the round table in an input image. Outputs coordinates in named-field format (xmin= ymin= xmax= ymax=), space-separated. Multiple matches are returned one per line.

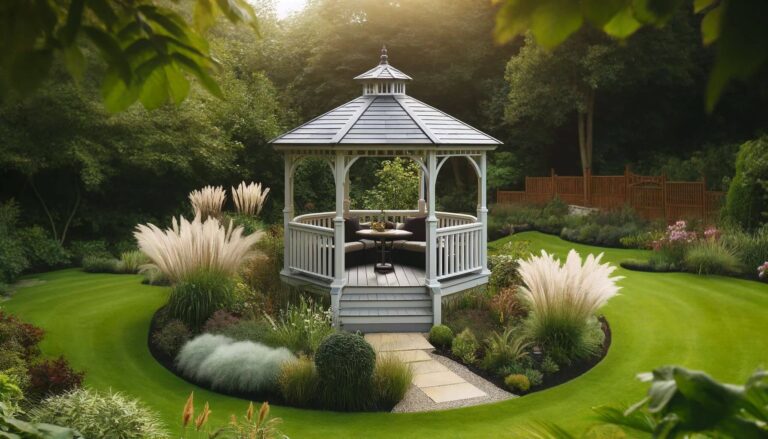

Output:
xmin=355 ymin=229 xmax=413 ymax=273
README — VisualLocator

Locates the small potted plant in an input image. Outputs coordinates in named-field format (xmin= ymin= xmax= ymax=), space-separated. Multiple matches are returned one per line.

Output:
xmin=371 ymin=209 xmax=387 ymax=232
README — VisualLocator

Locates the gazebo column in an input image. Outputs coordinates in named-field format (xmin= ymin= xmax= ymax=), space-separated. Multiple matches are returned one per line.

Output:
xmin=425 ymin=151 xmax=441 ymax=325
xmin=478 ymin=152 xmax=489 ymax=274
xmin=282 ymin=155 xmax=294 ymax=275
xmin=330 ymin=153 xmax=346 ymax=326
xmin=418 ymin=166 xmax=426 ymax=215
xmin=343 ymin=173 xmax=351 ymax=216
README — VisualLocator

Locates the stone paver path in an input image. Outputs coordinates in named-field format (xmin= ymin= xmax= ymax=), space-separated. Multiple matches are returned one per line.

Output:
xmin=365 ymin=333 xmax=486 ymax=403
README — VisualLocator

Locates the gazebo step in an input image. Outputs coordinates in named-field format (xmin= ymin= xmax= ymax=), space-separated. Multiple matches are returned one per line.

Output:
xmin=341 ymin=293 xmax=431 ymax=308
xmin=340 ymin=307 xmax=432 ymax=318
xmin=343 ymin=286 xmax=427 ymax=295
xmin=339 ymin=307 xmax=433 ymax=330
xmin=343 ymin=322 xmax=433 ymax=333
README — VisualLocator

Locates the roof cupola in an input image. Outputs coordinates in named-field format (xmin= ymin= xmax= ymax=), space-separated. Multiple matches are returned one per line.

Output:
xmin=354 ymin=45 xmax=411 ymax=96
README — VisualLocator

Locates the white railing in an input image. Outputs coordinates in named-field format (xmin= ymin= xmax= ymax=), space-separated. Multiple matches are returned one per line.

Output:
xmin=294 ymin=210 xmax=477 ymax=226
xmin=436 ymin=222 xmax=484 ymax=280
xmin=286 ymin=222 xmax=334 ymax=280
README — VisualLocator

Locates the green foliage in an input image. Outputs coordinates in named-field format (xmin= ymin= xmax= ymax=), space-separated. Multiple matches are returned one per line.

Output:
xmin=221 ymin=319 xmax=274 ymax=344
xmin=202 ymin=310 xmax=240 ymax=335
xmin=488 ymin=240 xmax=531 ymax=289
xmin=489 ymin=287 xmax=525 ymax=325
xmin=683 ymin=240 xmax=742 ymax=275
xmin=0 ymin=200 xmax=28 ymax=284
xmin=265 ymin=297 xmax=333 ymax=355
xmin=0 ymin=309 xmax=46 ymax=359
xmin=504 ymin=373 xmax=530 ymax=393
xmin=0 ymin=0 xmax=258 ymax=111
xmin=620 ymin=366 xmax=768 ymax=438
xmin=151 ymin=320 xmax=191 ymax=358
xmin=494 ymin=0 xmax=767 ymax=111
xmin=116 ymin=250 xmax=148 ymax=274
xmin=69 ymin=241 xmax=112 ymax=264
xmin=451 ymin=328 xmax=480 ymax=365
xmin=139 ymin=265 xmax=171 ymax=286
xmin=526 ymin=315 xmax=605 ymax=367
xmin=17 ymin=226 xmax=71 ymax=271
xmin=373 ymin=355 xmax=413 ymax=409
xmin=481 ymin=328 xmax=530 ymax=373
xmin=278 ymin=356 xmax=319 ymax=408
xmin=81 ymin=256 xmax=120 ymax=273
xmin=361 ymin=158 xmax=421 ymax=211
xmin=29 ymin=388 xmax=166 ymax=439
xmin=726 ymin=136 xmax=768 ymax=230
xmin=523 ymin=368 xmax=544 ymax=388
xmin=540 ymin=356 xmax=559 ymax=375
xmin=167 ymin=269 xmax=235 ymax=331
xmin=428 ymin=325 xmax=454 ymax=350
xmin=721 ymin=225 xmax=768 ymax=272
xmin=315 ymin=333 xmax=376 ymax=411
xmin=620 ymin=254 xmax=679 ymax=273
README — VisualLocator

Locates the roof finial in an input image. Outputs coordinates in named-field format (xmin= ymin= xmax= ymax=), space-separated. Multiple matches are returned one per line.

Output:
xmin=379 ymin=45 xmax=388 ymax=65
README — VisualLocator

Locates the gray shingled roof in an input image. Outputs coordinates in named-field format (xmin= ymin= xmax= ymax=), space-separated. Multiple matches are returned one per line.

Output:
xmin=271 ymin=95 xmax=501 ymax=146
xmin=353 ymin=64 xmax=412 ymax=81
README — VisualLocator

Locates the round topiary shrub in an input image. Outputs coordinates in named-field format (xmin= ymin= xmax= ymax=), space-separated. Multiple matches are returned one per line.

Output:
xmin=504 ymin=373 xmax=530 ymax=393
xmin=314 ymin=332 xmax=376 ymax=411
xmin=428 ymin=325 xmax=454 ymax=350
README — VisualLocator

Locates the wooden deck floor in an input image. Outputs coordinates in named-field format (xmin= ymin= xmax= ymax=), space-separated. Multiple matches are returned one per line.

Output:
xmin=345 ymin=263 xmax=425 ymax=287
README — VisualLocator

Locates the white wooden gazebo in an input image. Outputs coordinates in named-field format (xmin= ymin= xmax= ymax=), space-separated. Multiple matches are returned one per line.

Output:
xmin=271 ymin=48 xmax=500 ymax=332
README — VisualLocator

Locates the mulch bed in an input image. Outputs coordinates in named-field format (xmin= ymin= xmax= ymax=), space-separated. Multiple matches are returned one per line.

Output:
xmin=433 ymin=316 xmax=612 ymax=396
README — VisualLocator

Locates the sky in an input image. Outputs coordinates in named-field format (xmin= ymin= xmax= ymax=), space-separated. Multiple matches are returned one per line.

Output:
xmin=274 ymin=0 xmax=308 ymax=19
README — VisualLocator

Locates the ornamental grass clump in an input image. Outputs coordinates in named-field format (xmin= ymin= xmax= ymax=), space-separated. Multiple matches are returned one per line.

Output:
xmin=167 ymin=270 xmax=235 ymax=330
xmin=29 ymin=388 xmax=166 ymax=439
xmin=134 ymin=215 xmax=260 ymax=283
xmin=278 ymin=356 xmax=319 ymax=407
xmin=176 ymin=334 xmax=234 ymax=380
xmin=265 ymin=297 xmax=333 ymax=355
xmin=116 ymin=250 xmax=149 ymax=274
xmin=189 ymin=185 xmax=226 ymax=220
xmin=373 ymin=354 xmax=413 ymax=409
xmin=683 ymin=240 xmax=741 ymax=275
xmin=518 ymin=250 xmax=621 ymax=365
xmin=232 ymin=181 xmax=271 ymax=216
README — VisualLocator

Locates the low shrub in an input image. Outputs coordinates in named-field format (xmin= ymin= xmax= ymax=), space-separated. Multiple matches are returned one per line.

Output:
xmin=278 ymin=356 xmax=319 ymax=407
xmin=229 ymin=280 xmax=268 ymax=319
xmin=116 ymin=250 xmax=148 ymax=274
xmin=196 ymin=341 xmax=295 ymax=394
xmin=167 ymin=269 xmax=235 ymax=331
xmin=221 ymin=319 xmax=275 ymax=344
xmin=176 ymin=334 xmax=234 ymax=378
xmin=69 ymin=240 xmax=112 ymax=264
xmin=489 ymin=287 xmax=525 ymax=325
xmin=428 ymin=325 xmax=454 ymax=350
xmin=266 ymin=297 xmax=333 ymax=355
xmin=17 ymin=226 xmax=70 ymax=271
xmin=683 ymin=240 xmax=742 ymax=275
xmin=29 ymin=388 xmax=166 ymax=438
xmin=27 ymin=356 xmax=85 ymax=401
xmin=139 ymin=265 xmax=170 ymax=286
xmin=481 ymin=328 xmax=530 ymax=373
xmin=721 ymin=225 xmax=768 ymax=271
xmin=202 ymin=310 xmax=241 ymax=334
xmin=504 ymin=374 xmax=530 ymax=393
xmin=315 ymin=333 xmax=376 ymax=411
xmin=540 ymin=356 xmax=559 ymax=375
xmin=620 ymin=255 xmax=679 ymax=273
xmin=0 ymin=310 xmax=45 ymax=359
xmin=82 ymin=256 xmax=120 ymax=273
xmin=451 ymin=328 xmax=479 ymax=365
xmin=524 ymin=368 xmax=544 ymax=387
xmin=151 ymin=320 xmax=191 ymax=358
xmin=373 ymin=354 xmax=412 ymax=408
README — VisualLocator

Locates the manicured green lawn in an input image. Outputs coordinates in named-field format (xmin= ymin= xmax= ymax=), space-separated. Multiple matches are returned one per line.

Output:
xmin=4 ymin=231 xmax=768 ymax=438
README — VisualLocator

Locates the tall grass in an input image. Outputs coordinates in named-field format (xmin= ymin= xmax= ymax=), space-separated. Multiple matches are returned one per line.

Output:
xmin=518 ymin=250 xmax=621 ymax=364
xmin=189 ymin=185 xmax=226 ymax=219
xmin=134 ymin=215 xmax=260 ymax=283
xmin=278 ymin=356 xmax=319 ymax=407
xmin=683 ymin=240 xmax=742 ymax=275
xmin=116 ymin=250 xmax=149 ymax=274
xmin=373 ymin=354 xmax=412 ymax=408
xmin=232 ymin=181 xmax=270 ymax=216
xmin=167 ymin=270 xmax=235 ymax=330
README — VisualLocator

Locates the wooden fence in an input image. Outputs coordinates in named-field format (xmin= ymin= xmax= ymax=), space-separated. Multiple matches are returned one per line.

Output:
xmin=496 ymin=167 xmax=726 ymax=222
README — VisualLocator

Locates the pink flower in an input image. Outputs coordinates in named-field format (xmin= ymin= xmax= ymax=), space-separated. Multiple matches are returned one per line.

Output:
xmin=759 ymin=262 xmax=768 ymax=279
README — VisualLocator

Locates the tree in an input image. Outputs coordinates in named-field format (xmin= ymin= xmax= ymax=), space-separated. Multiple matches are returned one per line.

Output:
xmin=0 ymin=0 xmax=258 ymax=111
xmin=361 ymin=158 xmax=420 ymax=211
xmin=494 ymin=0 xmax=768 ymax=111
xmin=725 ymin=135 xmax=768 ymax=230
xmin=504 ymin=21 xmax=695 ymax=179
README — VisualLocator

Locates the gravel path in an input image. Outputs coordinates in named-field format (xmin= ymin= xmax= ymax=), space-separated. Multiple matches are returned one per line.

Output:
xmin=392 ymin=351 xmax=515 ymax=413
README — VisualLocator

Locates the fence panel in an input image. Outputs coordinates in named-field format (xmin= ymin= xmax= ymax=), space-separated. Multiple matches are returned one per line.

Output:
xmin=554 ymin=176 xmax=583 ymax=205
xmin=628 ymin=185 xmax=665 ymax=220
xmin=590 ymin=176 xmax=626 ymax=209
xmin=666 ymin=182 xmax=705 ymax=220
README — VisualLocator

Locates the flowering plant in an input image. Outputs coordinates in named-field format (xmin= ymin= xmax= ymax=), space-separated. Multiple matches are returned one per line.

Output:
xmin=758 ymin=262 xmax=768 ymax=280
xmin=265 ymin=297 xmax=334 ymax=355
